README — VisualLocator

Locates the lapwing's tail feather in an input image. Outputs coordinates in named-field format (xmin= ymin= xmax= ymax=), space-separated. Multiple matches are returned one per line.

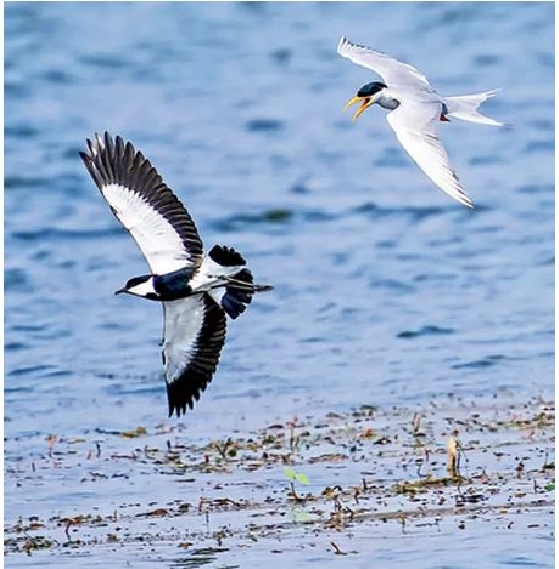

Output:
xmin=221 ymin=269 xmax=273 ymax=319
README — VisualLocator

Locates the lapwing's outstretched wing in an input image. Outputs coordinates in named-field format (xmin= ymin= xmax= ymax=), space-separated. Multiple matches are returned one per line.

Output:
xmin=337 ymin=36 xmax=434 ymax=91
xmin=163 ymin=294 xmax=226 ymax=417
xmin=386 ymin=101 xmax=474 ymax=208
xmin=80 ymin=132 xmax=203 ymax=274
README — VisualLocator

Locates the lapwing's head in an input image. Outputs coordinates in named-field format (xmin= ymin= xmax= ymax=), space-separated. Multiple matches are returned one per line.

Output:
xmin=344 ymin=81 xmax=387 ymax=121
xmin=115 ymin=275 xmax=158 ymax=299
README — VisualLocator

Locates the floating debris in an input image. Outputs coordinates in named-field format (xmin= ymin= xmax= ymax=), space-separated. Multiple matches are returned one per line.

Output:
xmin=4 ymin=395 xmax=554 ymax=562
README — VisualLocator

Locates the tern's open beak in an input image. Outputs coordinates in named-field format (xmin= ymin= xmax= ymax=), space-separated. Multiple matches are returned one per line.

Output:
xmin=344 ymin=96 xmax=372 ymax=121
xmin=114 ymin=288 xmax=126 ymax=295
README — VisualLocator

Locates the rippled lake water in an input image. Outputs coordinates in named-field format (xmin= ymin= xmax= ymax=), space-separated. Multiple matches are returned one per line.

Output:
xmin=4 ymin=2 xmax=554 ymax=567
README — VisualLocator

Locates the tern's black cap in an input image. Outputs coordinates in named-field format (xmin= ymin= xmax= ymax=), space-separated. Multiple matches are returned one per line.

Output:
xmin=357 ymin=81 xmax=387 ymax=97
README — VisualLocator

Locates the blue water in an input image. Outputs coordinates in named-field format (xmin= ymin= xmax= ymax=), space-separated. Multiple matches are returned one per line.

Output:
xmin=4 ymin=2 xmax=554 ymax=566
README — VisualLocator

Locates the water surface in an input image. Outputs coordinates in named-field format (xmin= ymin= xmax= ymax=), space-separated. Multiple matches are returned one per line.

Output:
xmin=4 ymin=2 xmax=554 ymax=567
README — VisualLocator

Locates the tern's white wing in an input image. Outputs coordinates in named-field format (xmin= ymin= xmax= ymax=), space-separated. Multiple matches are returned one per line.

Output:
xmin=163 ymin=294 xmax=226 ymax=417
xmin=80 ymin=132 xmax=203 ymax=275
xmin=337 ymin=36 xmax=434 ymax=91
xmin=386 ymin=101 xmax=474 ymax=208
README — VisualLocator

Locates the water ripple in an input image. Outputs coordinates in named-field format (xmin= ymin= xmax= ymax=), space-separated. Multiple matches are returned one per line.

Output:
xmin=245 ymin=118 xmax=284 ymax=133
xmin=12 ymin=226 xmax=123 ymax=242
xmin=397 ymin=325 xmax=455 ymax=339
xmin=452 ymin=354 xmax=507 ymax=370
xmin=5 ymin=268 xmax=32 ymax=293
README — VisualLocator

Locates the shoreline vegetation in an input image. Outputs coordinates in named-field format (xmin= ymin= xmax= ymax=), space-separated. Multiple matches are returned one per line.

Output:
xmin=5 ymin=394 xmax=555 ymax=563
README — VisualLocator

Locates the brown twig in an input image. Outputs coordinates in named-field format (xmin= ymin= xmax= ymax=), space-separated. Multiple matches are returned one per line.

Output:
xmin=330 ymin=541 xmax=347 ymax=556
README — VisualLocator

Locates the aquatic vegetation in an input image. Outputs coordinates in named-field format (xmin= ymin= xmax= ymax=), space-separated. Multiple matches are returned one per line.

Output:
xmin=4 ymin=395 xmax=554 ymax=563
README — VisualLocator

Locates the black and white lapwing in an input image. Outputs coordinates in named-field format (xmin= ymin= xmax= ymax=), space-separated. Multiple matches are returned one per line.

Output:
xmin=80 ymin=132 xmax=274 ymax=417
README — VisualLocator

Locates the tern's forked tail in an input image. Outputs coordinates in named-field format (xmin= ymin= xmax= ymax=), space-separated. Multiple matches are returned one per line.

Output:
xmin=445 ymin=90 xmax=507 ymax=127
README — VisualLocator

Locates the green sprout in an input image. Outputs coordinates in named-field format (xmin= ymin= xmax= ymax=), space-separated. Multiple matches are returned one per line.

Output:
xmin=283 ymin=466 xmax=309 ymax=486
xmin=284 ymin=466 xmax=310 ymax=504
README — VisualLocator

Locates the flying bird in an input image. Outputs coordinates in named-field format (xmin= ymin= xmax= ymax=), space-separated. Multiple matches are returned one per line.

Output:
xmin=337 ymin=36 xmax=506 ymax=208
xmin=80 ymin=133 xmax=273 ymax=417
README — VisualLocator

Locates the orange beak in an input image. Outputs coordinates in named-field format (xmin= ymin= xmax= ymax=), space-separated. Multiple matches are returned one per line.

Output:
xmin=344 ymin=96 xmax=372 ymax=121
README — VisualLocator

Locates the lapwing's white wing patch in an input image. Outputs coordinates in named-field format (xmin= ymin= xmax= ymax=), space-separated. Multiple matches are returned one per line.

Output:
xmin=80 ymin=132 xmax=203 ymax=275
xmin=189 ymin=255 xmax=245 ymax=292
xmin=163 ymin=294 xmax=226 ymax=417
xmin=386 ymin=101 xmax=473 ymax=208
xmin=337 ymin=36 xmax=434 ymax=92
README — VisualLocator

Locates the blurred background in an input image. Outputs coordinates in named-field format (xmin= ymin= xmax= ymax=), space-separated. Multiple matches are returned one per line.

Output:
xmin=5 ymin=2 xmax=554 ymax=439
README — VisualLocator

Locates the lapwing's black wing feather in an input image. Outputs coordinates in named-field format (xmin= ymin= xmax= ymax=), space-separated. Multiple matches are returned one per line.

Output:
xmin=163 ymin=294 xmax=227 ymax=417
xmin=79 ymin=132 xmax=203 ymax=274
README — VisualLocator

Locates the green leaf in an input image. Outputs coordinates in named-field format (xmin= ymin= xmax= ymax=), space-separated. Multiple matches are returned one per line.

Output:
xmin=283 ymin=466 xmax=296 ymax=480
xmin=544 ymin=483 xmax=555 ymax=491
xmin=293 ymin=510 xmax=311 ymax=522
xmin=295 ymin=472 xmax=309 ymax=485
